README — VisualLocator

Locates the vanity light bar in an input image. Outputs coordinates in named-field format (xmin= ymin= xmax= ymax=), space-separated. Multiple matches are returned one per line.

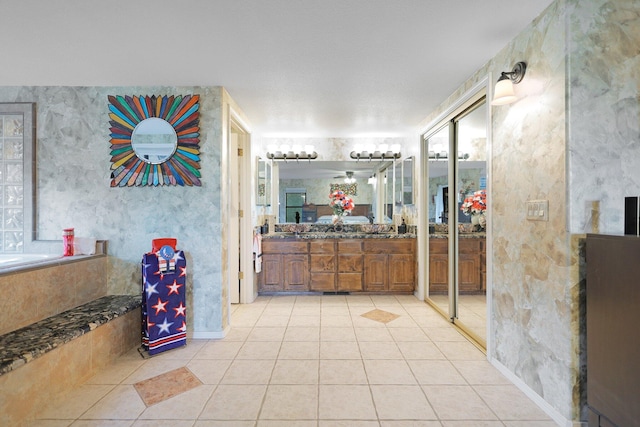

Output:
xmin=266 ymin=151 xmax=318 ymax=161
xmin=427 ymin=151 xmax=470 ymax=160
xmin=350 ymin=151 xmax=402 ymax=161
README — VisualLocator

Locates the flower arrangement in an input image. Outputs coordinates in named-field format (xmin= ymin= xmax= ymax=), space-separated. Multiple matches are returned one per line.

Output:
xmin=329 ymin=190 xmax=355 ymax=216
xmin=460 ymin=190 xmax=487 ymax=216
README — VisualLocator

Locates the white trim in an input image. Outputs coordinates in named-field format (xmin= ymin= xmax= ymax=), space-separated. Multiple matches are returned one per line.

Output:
xmin=490 ymin=357 xmax=580 ymax=427
xmin=191 ymin=327 xmax=229 ymax=340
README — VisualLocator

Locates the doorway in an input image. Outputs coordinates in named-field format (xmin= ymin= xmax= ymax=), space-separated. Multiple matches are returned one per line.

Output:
xmin=423 ymin=91 xmax=488 ymax=348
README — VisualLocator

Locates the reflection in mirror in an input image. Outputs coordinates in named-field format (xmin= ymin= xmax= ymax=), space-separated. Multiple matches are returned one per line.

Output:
xmin=275 ymin=161 xmax=392 ymax=224
xmin=256 ymin=158 xmax=272 ymax=206
xmin=403 ymin=157 xmax=414 ymax=205
xmin=131 ymin=118 xmax=178 ymax=164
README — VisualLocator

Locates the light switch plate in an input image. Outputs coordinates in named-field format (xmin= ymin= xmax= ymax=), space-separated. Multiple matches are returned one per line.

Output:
xmin=526 ymin=200 xmax=549 ymax=221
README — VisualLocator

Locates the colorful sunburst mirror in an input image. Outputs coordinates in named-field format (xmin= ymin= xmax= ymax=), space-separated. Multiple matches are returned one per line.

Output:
xmin=108 ymin=94 xmax=202 ymax=187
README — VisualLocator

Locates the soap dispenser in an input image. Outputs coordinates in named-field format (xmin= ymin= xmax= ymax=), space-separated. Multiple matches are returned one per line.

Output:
xmin=262 ymin=220 xmax=269 ymax=234
xmin=398 ymin=218 xmax=407 ymax=234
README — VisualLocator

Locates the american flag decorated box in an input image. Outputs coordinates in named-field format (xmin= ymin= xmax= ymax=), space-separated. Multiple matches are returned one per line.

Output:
xmin=141 ymin=248 xmax=187 ymax=355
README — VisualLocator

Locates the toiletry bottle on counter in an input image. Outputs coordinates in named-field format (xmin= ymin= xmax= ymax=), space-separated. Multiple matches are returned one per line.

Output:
xmin=262 ymin=220 xmax=269 ymax=234
xmin=63 ymin=228 xmax=75 ymax=256
xmin=398 ymin=218 xmax=407 ymax=234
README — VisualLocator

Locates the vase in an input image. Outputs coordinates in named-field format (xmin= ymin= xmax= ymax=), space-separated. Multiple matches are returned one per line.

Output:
xmin=471 ymin=212 xmax=485 ymax=231
xmin=332 ymin=214 xmax=343 ymax=225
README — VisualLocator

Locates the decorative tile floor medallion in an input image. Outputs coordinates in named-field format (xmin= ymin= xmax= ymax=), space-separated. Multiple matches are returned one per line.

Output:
xmin=133 ymin=366 xmax=202 ymax=406
xmin=360 ymin=309 xmax=400 ymax=324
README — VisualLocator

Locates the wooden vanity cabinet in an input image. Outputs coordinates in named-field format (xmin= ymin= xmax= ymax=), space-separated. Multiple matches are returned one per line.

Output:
xmin=427 ymin=237 xmax=485 ymax=294
xmin=338 ymin=240 xmax=364 ymax=291
xmin=260 ymin=240 xmax=309 ymax=292
xmin=363 ymin=240 xmax=415 ymax=292
xmin=309 ymin=240 xmax=336 ymax=291
xmin=259 ymin=237 xmax=415 ymax=294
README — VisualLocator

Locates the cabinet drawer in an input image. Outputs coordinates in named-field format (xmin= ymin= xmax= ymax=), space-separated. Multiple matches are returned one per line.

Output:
xmin=263 ymin=241 xmax=308 ymax=254
xmin=338 ymin=254 xmax=363 ymax=273
xmin=337 ymin=273 xmax=362 ymax=291
xmin=310 ymin=240 xmax=335 ymax=253
xmin=364 ymin=239 xmax=414 ymax=254
xmin=459 ymin=239 xmax=480 ymax=254
xmin=338 ymin=240 xmax=363 ymax=253
xmin=310 ymin=254 xmax=335 ymax=272
xmin=429 ymin=239 xmax=448 ymax=254
xmin=310 ymin=273 xmax=335 ymax=291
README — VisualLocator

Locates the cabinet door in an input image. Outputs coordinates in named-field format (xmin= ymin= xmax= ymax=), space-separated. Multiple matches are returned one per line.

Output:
xmin=259 ymin=254 xmax=283 ymax=292
xmin=337 ymin=273 xmax=363 ymax=291
xmin=389 ymin=253 xmax=415 ymax=292
xmin=283 ymin=254 xmax=308 ymax=291
xmin=310 ymin=273 xmax=336 ymax=291
xmin=364 ymin=254 xmax=388 ymax=291
xmin=428 ymin=254 xmax=448 ymax=293
xmin=458 ymin=253 xmax=481 ymax=292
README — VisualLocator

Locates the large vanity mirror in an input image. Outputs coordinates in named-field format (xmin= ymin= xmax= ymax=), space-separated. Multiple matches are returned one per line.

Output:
xmin=131 ymin=118 xmax=178 ymax=164
xmin=274 ymin=160 xmax=388 ymax=224
xmin=256 ymin=157 xmax=272 ymax=206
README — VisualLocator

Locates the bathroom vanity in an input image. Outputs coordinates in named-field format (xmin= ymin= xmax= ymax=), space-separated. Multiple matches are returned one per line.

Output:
xmin=428 ymin=234 xmax=486 ymax=293
xmin=259 ymin=233 xmax=416 ymax=294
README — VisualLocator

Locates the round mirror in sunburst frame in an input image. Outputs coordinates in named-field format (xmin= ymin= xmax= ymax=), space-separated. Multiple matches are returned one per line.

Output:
xmin=108 ymin=94 xmax=201 ymax=187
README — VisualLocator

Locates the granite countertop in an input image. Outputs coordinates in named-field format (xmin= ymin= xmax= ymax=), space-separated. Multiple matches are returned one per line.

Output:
xmin=264 ymin=232 xmax=416 ymax=240
xmin=430 ymin=232 xmax=486 ymax=239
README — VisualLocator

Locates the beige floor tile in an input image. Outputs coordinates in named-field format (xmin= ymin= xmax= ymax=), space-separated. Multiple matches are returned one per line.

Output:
xmin=320 ymin=305 xmax=351 ymax=316
xmin=396 ymin=341 xmax=446 ymax=360
xmin=321 ymin=314 xmax=353 ymax=327
xmin=137 ymin=384 xmax=215 ymax=420
xmin=284 ymin=326 xmax=320 ymax=341
xmin=223 ymin=327 xmax=253 ymax=341
xmin=355 ymin=328 xmax=394 ymax=342
xmin=133 ymin=421 xmax=196 ymax=427
xmin=319 ymin=359 xmax=368 ymax=384
xmin=321 ymin=422 xmax=381 ymax=427
xmin=259 ymin=385 xmax=318 ymax=420
xmin=407 ymin=360 xmax=467 ymax=385
xmin=440 ymin=422 xmax=504 ymax=427
xmin=433 ymin=341 xmax=486 ymax=361
xmin=320 ymin=341 xmax=362 ymax=359
xmin=221 ymin=359 xmax=275 ymax=384
xmin=194 ymin=341 xmax=243 ymax=359
xmin=318 ymin=385 xmax=377 ymax=420
xmin=37 ymin=385 xmax=114 ymax=420
xmin=288 ymin=315 xmax=321 ymax=326
xmin=187 ymin=359 xmax=233 ymax=384
xmin=380 ymin=421 xmax=442 ymax=427
xmin=194 ymin=421 xmax=255 ymax=427
xmin=278 ymin=341 xmax=320 ymax=359
xmin=70 ymin=421 xmax=134 ymax=427
xmin=363 ymin=359 xmax=417 ymax=384
xmin=270 ymin=359 xmax=319 ymax=384
xmin=451 ymin=360 xmax=511 ymax=385
xmin=255 ymin=315 xmax=291 ymax=327
xmin=384 ymin=316 xmax=421 ymax=328
xmin=199 ymin=384 xmax=266 ymax=420
xmin=122 ymin=359 xmax=189 ymax=384
xmin=320 ymin=327 xmax=356 ymax=341
xmin=371 ymin=385 xmax=437 ymax=420
xmin=388 ymin=327 xmax=428 ymax=341
xmin=474 ymin=385 xmax=553 ymax=421
xmin=421 ymin=385 xmax=497 ymax=420
xmin=259 ymin=421 xmax=317 ymax=427
xmin=423 ymin=327 xmax=467 ymax=342
xmin=236 ymin=341 xmax=282 ymax=359
xmin=247 ymin=327 xmax=287 ymax=341
xmin=149 ymin=340 xmax=206 ymax=360
xmin=86 ymin=359 xmax=145 ymax=385
xmin=351 ymin=315 xmax=388 ymax=328
xmin=23 ymin=421 xmax=74 ymax=427
xmin=501 ymin=421 xmax=558 ymax=426
xmin=358 ymin=341 xmax=403 ymax=359
xmin=79 ymin=385 xmax=146 ymax=420
xmin=321 ymin=295 xmax=348 ymax=305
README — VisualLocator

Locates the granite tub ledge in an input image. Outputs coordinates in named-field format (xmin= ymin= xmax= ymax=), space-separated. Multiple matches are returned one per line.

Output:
xmin=264 ymin=232 xmax=417 ymax=239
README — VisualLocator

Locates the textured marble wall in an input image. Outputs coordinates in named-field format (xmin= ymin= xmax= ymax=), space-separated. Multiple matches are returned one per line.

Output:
xmin=418 ymin=0 xmax=580 ymax=422
xmin=567 ymin=0 xmax=640 ymax=234
xmin=0 ymin=86 xmax=226 ymax=335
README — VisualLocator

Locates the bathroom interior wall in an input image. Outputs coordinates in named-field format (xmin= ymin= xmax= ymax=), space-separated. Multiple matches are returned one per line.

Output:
xmin=0 ymin=85 xmax=227 ymax=335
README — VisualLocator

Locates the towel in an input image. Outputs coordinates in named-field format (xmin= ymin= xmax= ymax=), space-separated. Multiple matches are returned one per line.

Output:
xmin=253 ymin=232 xmax=262 ymax=273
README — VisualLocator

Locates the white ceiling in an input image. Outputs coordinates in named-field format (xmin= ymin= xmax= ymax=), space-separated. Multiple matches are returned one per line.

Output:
xmin=0 ymin=0 xmax=554 ymax=137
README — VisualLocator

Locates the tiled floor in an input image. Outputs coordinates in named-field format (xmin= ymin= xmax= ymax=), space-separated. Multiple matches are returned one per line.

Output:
xmin=430 ymin=294 xmax=487 ymax=342
xmin=28 ymin=294 xmax=557 ymax=426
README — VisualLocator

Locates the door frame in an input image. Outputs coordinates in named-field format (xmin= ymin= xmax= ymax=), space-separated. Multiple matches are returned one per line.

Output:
xmin=419 ymin=76 xmax=493 ymax=354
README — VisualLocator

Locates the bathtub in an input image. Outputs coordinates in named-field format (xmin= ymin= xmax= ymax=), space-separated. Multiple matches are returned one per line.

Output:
xmin=0 ymin=253 xmax=62 ymax=269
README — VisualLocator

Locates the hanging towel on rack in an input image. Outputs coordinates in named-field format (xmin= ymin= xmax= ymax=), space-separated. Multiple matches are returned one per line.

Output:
xmin=253 ymin=232 xmax=262 ymax=273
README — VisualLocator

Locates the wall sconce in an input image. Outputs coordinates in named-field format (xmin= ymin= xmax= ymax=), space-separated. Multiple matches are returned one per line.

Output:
xmin=427 ymin=151 xmax=470 ymax=160
xmin=344 ymin=171 xmax=356 ymax=184
xmin=350 ymin=143 xmax=401 ymax=161
xmin=266 ymin=144 xmax=317 ymax=161
xmin=491 ymin=61 xmax=527 ymax=106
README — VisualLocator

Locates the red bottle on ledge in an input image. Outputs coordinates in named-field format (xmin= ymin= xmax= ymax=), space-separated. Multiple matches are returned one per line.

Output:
xmin=63 ymin=228 xmax=74 ymax=256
